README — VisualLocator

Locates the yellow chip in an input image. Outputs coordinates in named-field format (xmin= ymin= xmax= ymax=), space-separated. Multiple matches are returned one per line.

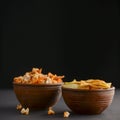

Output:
xmin=63 ymin=79 xmax=112 ymax=90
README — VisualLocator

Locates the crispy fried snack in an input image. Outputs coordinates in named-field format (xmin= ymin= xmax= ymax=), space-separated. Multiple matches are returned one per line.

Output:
xmin=63 ymin=111 xmax=70 ymax=118
xmin=20 ymin=108 xmax=29 ymax=115
xmin=13 ymin=68 xmax=64 ymax=84
xmin=48 ymin=107 xmax=55 ymax=115
xmin=63 ymin=79 xmax=112 ymax=90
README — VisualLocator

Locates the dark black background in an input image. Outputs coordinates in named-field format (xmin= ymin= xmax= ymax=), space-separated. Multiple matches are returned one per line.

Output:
xmin=0 ymin=0 xmax=120 ymax=89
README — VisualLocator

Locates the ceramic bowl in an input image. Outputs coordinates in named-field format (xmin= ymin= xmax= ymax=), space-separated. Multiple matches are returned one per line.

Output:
xmin=13 ymin=83 xmax=62 ymax=110
xmin=62 ymin=86 xmax=115 ymax=114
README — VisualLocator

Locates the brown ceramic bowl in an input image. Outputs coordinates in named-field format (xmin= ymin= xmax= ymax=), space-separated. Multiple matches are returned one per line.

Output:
xmin=13 ymin=83 xmax=62 ymax=110
xmin=62 ymin=86 xmax=115 ymax=114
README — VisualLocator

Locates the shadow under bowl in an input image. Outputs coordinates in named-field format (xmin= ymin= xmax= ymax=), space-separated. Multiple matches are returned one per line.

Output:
xmin=13 ymin=83 xmax=62 ymax=110
xmin=62 ymin=86 xmax=115 ymax=115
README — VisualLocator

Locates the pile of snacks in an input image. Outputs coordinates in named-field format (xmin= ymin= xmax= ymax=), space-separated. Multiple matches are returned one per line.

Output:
xmin=13 ymin=68 xmax=64 ymax=84
xmin=63 ymin=79 xmax=112 ymax=90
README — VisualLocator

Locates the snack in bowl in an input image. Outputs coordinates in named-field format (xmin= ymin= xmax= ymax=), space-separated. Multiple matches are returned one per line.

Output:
xmin=62 ymin=79 xmax=115 ymax=114
xmin=13 ymin=68 xmax=64 ymax=110
xmin=63 ymin=79 xmax=112 ymax=90
xmin=13 ymin=68 xmax=64 ymax=84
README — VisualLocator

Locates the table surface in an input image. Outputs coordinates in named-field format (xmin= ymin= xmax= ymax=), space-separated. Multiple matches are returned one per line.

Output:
xmin=0 ymin=89 xmax=120 ymax=120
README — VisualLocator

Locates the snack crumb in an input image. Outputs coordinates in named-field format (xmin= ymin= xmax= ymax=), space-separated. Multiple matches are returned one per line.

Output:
xmin=16 ymin=104 xmax=22 ymax=110
xmin=48 ymin=107 xmax=55 ymax=115
xmin=64 ymin=111 xmax=70 ymax=118
xmin=20 ymin=108 xmax=29 ymax=115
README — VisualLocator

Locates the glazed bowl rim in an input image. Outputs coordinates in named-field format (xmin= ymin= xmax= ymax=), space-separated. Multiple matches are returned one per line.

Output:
xmin=13 ymin=82 xmax=63 ymax=87
xmin=62 ymin=86 xmax=115 ymax=92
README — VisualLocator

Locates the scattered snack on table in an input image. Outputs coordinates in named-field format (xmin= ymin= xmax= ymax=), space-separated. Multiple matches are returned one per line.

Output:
xmin=13 ymin=68 xmax=64 ymax=84
xmin=20 ymin=108 xmax=29 ymax=115
xmin=48 ymin=107 xmax=55 ymax=115
xmin=63 ymin=79 xmax=112 ymax=90
xmin=63 ymin=111 xmax=70 ymax=118
xmin=16 ymin=104 xmax=22 ymax=110
xmin=16 ymin=104 xmax=29 ymax=115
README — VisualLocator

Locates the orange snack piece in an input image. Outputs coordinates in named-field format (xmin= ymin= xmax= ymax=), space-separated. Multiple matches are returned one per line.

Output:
xmin=13 ymin=68 xmax=64 ymax=84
